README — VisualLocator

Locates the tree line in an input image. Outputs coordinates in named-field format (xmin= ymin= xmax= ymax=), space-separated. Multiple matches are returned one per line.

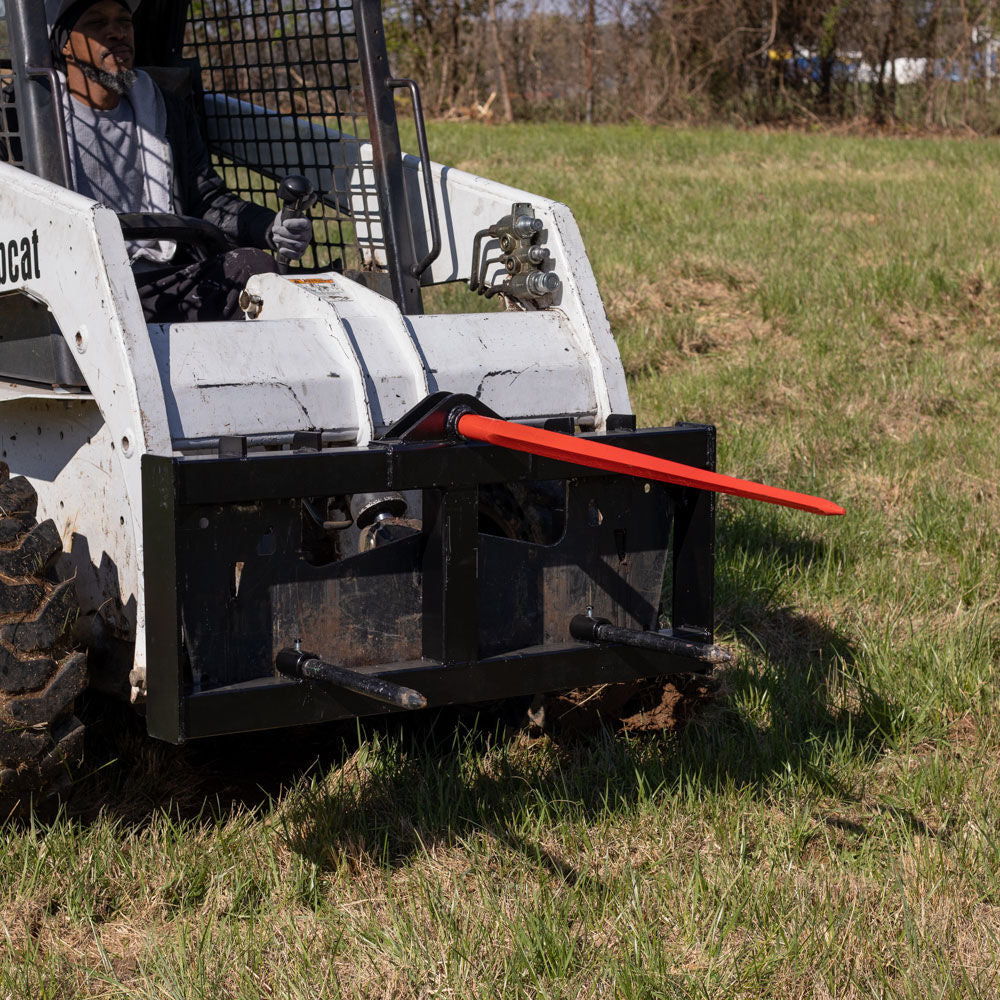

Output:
xmin=381 ymin=0 xmax=1000 ymax=129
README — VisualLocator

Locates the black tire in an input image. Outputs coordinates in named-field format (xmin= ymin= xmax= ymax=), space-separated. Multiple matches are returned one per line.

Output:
xmin=0 ymin=471 xmax=86 ymax=817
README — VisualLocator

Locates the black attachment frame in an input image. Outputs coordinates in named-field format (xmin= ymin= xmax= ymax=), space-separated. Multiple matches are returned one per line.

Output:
xmin=142 ymin=403 xmax=718 ymax=744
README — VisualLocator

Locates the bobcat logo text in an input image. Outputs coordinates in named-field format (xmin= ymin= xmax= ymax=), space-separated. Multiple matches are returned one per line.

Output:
xmin=0 ymin=230 xmax=41 ymax=286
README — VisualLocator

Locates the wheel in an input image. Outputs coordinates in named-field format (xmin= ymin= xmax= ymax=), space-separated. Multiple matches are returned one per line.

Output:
xmin=0 ymin=471 xmax=86 ymax=816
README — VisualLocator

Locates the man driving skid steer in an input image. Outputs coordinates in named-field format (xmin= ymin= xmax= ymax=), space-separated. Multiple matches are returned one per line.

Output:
xmin=40 ymin=0 xmax=314 ymax=322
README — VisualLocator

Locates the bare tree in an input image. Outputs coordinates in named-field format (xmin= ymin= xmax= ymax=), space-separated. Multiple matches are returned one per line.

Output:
xmin=487 ymin=0 xmax=514 ymax=120
xmin=377 ymin=0 xmax=1000 ymax=130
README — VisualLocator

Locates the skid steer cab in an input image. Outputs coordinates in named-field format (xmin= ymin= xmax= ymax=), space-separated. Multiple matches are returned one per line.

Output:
xmin=0 ymin=0 xmax=840 ymax=808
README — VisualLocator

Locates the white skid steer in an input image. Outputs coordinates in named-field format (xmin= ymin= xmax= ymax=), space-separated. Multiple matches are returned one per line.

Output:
xmin=0 ymin=0 xmax=839 ymax=810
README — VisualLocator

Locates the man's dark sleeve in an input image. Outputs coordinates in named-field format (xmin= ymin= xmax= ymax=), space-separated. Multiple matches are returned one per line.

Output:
xmin=162 ymin=90 xmax=274 ymax=249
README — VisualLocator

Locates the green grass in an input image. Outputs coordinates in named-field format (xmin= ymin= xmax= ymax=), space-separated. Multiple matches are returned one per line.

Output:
xmin=3 ymin=124 xmax=1000 ymax=997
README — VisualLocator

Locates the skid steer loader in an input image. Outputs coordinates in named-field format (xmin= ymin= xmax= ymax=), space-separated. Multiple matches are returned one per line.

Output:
xmin=0 ymin=0 xmax=841 ymax=810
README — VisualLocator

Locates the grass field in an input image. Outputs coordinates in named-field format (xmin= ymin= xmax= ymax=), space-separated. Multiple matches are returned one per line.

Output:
xmin=3 ymin=124 xmax=1000 ymax=998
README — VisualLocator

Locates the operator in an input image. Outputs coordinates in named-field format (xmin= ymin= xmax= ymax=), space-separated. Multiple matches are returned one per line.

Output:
xmin=40 ymin=0 xmax=314 ymax=322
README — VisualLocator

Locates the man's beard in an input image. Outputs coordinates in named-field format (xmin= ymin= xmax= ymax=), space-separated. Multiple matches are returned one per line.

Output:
xmin=78 ymin=60 xmax=137 ymax=95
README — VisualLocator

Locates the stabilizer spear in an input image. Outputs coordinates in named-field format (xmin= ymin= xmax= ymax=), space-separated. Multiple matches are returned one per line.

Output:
xmin=455 ymin=412 xmax=845 ymax=516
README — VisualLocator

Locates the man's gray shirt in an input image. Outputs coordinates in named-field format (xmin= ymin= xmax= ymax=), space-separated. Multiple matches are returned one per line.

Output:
xmin=65 ymin=94 xmax=144 ymax=215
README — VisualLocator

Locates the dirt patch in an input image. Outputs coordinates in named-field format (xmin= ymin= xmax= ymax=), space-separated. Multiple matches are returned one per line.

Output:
xmin=604 ymin=267 xmax=779 ymax=378
xmin=542 ymin=674 xmax=720 ymax=735
xmin=948 ymin=712 xmax=981 ymax=748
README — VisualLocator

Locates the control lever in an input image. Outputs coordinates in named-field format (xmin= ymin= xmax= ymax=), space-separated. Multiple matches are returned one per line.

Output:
xmin=275 ymin=174 xmax=318 ymax=273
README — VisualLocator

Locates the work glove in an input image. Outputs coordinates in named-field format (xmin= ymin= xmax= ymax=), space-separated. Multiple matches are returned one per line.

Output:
xmin=266 ymin=214 xmax=313 ymax=262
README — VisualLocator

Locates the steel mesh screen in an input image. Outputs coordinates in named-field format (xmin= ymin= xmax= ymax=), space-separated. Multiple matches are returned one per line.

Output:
xmin=182 ymin=0 xmax=378 ymax=273
xmin=0 ymin=8 xmax=23 ymax=170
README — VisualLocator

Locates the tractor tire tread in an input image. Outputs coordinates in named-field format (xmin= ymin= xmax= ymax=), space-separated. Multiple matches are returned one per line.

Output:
xmin=0 ymin=724 xmax=50 ymax=760
xmin=0 ymin=476 xmax=38 ymax=527
xmin=0 ymin=577 xmax=47 ymax=616
xmin=0 ymin=646 xmax=57 ymax=695
xmin=4 ymin=651 xmax=87 ymax=726
xmin=0 ymin=469 xmax=84 ymax=816
xmin=0 ymin=716 xmax=84 ymax=810
xmin=0 ymin=520 xmax=23 ymax=545
xmin=0 ymin=578 xmax=76 ymax=654
xmin=0 ymin=520 xmax=62 ymax=578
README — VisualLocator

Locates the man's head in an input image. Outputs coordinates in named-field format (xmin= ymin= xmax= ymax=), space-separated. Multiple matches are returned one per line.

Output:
xmin=47 ymin=0 xmax=142 ymax=98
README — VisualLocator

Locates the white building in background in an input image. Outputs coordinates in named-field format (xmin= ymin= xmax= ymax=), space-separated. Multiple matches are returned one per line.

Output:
xmin=780 ymin=44 xmax=999 ymax=89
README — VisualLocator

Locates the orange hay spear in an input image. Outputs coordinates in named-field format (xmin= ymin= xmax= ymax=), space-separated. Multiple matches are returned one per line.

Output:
xmin=455 ymin=412 xmax=845 ymax=517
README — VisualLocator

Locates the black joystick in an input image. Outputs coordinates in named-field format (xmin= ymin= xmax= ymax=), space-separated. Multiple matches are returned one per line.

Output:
xmin=277 ymin=174 xmax=317 ymax=219
xmin=275 ymin=174 xmax=318 ymax=272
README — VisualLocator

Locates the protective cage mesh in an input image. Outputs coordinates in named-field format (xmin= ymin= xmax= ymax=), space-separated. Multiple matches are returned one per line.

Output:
xmin=183 ymin=0 xmax=379 ymax=274
xmin=0 ymin=8 xmax=24 ymax=170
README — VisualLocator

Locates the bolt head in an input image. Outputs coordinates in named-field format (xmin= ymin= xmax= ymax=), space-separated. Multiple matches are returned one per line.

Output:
xmin=513 ymin=215 xmax=543 ymax=238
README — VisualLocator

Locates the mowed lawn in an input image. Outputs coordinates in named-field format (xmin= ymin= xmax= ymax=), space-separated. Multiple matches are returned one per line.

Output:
xmin=3 ymin=125 xmax=1000 ymax=998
